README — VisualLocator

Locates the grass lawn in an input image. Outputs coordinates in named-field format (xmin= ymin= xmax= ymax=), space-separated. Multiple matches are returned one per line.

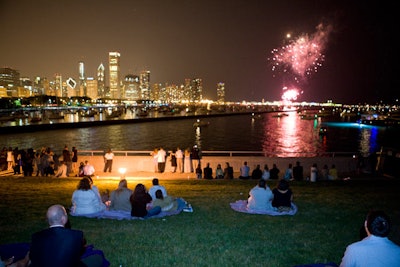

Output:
xmin=1 ymin=176 xmax=399 ymax=267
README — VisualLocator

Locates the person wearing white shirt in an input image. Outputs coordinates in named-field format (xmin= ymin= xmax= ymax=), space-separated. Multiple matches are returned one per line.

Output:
xmin=339 ymin=210 xmax=400 ymax=267
xmin=148 ymin=178 xmax=167 ymax=200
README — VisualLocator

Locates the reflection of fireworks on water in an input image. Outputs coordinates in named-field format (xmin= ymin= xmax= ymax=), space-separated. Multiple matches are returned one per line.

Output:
xmin=269 ymin=23 xmax=332 ymax=100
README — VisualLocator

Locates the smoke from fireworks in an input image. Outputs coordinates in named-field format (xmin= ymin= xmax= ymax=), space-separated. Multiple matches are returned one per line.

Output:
xmin=269 ymin=23 xmax=332 ymax=100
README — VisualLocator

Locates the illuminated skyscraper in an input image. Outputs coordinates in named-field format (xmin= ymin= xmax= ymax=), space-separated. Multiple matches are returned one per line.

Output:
xmin=78 ymin=61 xmax=86 ymax=96
xmin=139 ymin=70 xmax=150 ymax=100
xmin=190 ymin=78 xmax=203 ymax=102
xmin=109 ymin=52 xmax=121 ymax=99
xmin=123 ymin=74 xmax=140 ymax=100
xmin=86 ymin=77 xmax=98 ymax=100
xmin=216 ymin=82 xmax=225 ymax=103
xmin=0 ymin=67 xmax=20 ymax=96
xmin=97 ymin=63 xmax=106 ymax=97
xmin=54 ymin=74 xmax=63 ymax=97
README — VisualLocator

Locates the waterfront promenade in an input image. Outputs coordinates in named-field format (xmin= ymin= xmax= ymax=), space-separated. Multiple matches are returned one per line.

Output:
xmin=0 ymin=153 xmax=361 ymax=180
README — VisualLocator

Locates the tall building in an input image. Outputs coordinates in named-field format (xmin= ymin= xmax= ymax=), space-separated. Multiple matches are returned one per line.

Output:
xmin=123 ymin=74 xmax=140 ymax=100
xmin=190 ymin=78 xmax=203 ymax=102
xmin=139 ymin=70 xmax=150 ymax=100
xmin=78 ymin=61 xmax=86 ymax=96
xmin=54 ymin=74 xmax=63 ymax=97
xmin=97 ymin=63 xmax=106 ymax=98
xmin=109 ymin=52 xmax=121 ymax=99
xmin=216 ymin=82 xmax=225 ymax=103
xmin=0 ymin=67 xmax=20 ymax=96
xmin=86 ymin=77 xmax=98 ymax=100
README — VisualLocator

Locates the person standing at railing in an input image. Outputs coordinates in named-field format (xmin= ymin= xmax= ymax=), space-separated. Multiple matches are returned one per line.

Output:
xmin=71 ymin=146 xmax=78 ymax=174
xmin=191 ymin=145 xmax=201 ymax=172
xmin=157 ymin=146 xmax=167 ymax=173
xmin=103 ymin=149 xmax=114 ymax=173
xmin=175 ymin=147 xmax=184 ymax=173
xmin=184 ymin=148 xmax=192 ymax=173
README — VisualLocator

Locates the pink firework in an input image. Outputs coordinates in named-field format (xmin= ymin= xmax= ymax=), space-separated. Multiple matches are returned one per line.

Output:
xmin=281 ymin=87 xmax=301 ymax=101
xmin=270 ymin=23 xmax=332 ymax=82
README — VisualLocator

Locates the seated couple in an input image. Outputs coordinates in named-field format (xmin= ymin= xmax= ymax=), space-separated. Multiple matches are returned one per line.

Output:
xmin=247 ymin=179 xmax=293 ymax=212
xmin=130 ymin=183 xmax=184 ymax=218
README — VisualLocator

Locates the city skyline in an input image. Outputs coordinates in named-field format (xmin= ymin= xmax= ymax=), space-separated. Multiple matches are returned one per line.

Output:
xmin=0 ymin=0 xmax=397 ymax=104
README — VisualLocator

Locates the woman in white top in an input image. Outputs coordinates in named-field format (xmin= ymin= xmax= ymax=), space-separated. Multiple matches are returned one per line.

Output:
xmin=70 ymin=177 xmax=106 ymax=215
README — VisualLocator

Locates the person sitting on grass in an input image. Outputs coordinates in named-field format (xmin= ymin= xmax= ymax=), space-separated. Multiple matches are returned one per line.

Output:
xmin=130 ymin=183 xmax=161 ymax=218
xmin=12 ymin=204 xmax=107 ymax=267
xmin=70 ymin=177 xmax=106 ymax=215
xmin=152 ymin=189 xmax=184 ymax=212
xmin=251 ymin=164 xmax=263 ymax=180
xmin=148 ymin=178 xmax=167 ymax=200
xmin=272 ymin=179 xmax=293 ymax=212
xmin=239 ymin=161 xmax=250 ymax=179
xmin=247 ymin=179 xmax=274 ymax=212
xmin=109 ymin=179 xmax=133 ymax=212
xmin=339 ymin=210 xmax=400 ymax=267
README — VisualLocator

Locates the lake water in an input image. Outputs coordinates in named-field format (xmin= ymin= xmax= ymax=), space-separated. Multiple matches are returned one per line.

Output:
xmin=1 ymin=112 xmax=398 ymax=157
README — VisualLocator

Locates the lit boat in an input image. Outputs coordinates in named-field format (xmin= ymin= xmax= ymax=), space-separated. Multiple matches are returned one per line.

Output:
xmin=193 ymin=119 xmax=210 ymax=127
xmin=272 ymin=113 xmax=289 ymax=118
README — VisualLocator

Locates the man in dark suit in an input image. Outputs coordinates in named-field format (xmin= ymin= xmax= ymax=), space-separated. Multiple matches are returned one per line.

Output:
xmin=29 ymin=204 xmax=103 ymax=267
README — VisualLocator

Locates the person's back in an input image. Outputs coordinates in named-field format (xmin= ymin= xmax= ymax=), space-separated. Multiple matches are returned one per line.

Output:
xmin=29 ymin=205 xmax=87 ymax=267
xmin=148 ymin=178 xmax=167 ymax=200
xmin=203 ymin=163 xmax=213 ymax=179
xmin=269 ymin=164 xmax=280 ymax=179
xmin=247 ymin=179 xmax=273 ymax=211
xmin=272 ymin=179 xmax=293 ymax=210
xmin=110 ymin=179 xmax=133 ymax=212
xmin=239 ymin=161 xmax=250 ymax=179
xmin=152 ymin=189 xmax=179 ymax=212
xmin=71 ymin=178 xmax=106 ymax=215
xmin=224 ymin=162 xmax=234 ymax=179
xmin=339 ymin=210 xmax=400 ymax=267
xmin=83 ymin=161 xmax=95 ymax=176
xmin=293 ymin=161 xmax=304 ymax=181
xmin=251 ymin=164 xmax=262 ymax=180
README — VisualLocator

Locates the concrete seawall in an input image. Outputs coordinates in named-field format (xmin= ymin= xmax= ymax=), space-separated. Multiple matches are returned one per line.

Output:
xmin=78 ymin=154 xmax=358 ymax=179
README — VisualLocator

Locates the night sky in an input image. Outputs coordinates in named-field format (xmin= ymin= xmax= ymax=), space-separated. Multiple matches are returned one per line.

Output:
xmin=0 ymin=0 xmax=397 ymax=104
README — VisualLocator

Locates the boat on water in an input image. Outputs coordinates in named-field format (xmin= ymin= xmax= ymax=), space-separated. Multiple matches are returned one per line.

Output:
xmin=79 ymin=109 xmax=97 ymax=117
xmin=272 ymin=113 xmax=289 ymax=118
xmin=193 ymin=119 xmax=210 ymax=127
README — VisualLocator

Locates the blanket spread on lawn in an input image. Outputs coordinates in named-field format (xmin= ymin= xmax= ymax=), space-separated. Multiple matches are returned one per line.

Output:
xmin=70 ymin=198 xmax=186 ymax=220
xmin=230 ymin=200 xmax=298 ymax=216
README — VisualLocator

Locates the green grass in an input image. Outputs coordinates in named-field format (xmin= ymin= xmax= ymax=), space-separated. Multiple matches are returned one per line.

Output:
xmin=1 ymin=177 xmax=399 ymax=267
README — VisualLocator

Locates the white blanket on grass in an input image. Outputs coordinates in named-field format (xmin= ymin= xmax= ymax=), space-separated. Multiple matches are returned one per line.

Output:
xmin=230 ymin=200 xmax=298 ymax=216
xmin=70 ymin=198 xmax=185 ymax=220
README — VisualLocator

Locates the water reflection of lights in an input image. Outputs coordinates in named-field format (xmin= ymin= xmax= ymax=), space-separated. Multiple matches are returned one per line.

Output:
xmin=322 ymin=121 xmax=381 ymax=156
xmin=262 ymin=111 xmax=320 ymax=157
xmin=195 ymin=126 xmax=202 ymax=148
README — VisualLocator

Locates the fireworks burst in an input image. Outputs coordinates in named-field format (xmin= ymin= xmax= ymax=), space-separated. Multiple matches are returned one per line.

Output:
xmin=269 ymin=23 xmax=332 ymax=100
xmin=281 ymin=86 xmax=301 ymax=101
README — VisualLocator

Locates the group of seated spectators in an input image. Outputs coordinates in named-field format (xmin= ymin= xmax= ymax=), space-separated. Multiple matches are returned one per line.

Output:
xmin=70 ymin=177 xmax=182 ymax=219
